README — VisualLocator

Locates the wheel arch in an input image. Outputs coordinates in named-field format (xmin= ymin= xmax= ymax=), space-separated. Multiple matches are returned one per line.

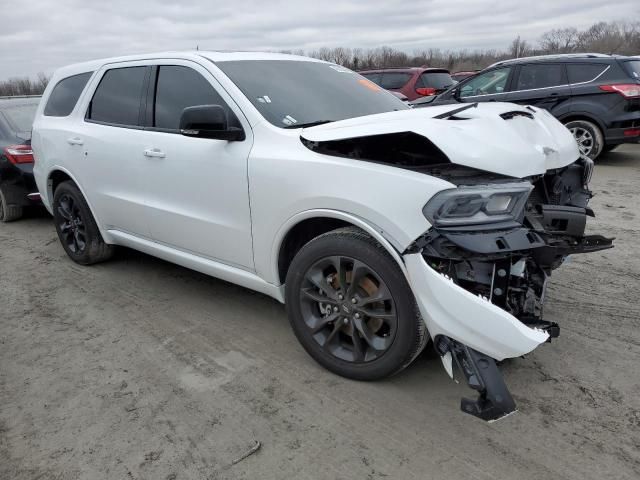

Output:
xmin=557 ymin=112 xmax=606 ymax=132
xmin=273 ymin=209 xmax=408 ymax=286
xmin=46 ymin=167 xmax=110 ymax=242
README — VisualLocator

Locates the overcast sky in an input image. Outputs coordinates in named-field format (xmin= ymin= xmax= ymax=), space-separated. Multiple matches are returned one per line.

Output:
xmin=0 ymin=0 xmax=636 ymax=80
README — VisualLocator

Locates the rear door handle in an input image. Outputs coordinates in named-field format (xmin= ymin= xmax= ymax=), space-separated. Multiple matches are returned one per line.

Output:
xmin=67 ymin=137 xmax=84 ymax=146
xmin=143 ymin=148 xmax=166 ymax=159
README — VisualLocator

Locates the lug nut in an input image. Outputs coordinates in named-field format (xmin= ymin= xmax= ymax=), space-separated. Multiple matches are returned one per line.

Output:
xmin=493 ymin=288 xmax=503 ymax=296
xmin=333 ymin=306 xmax=339 ymax=312
xmin=354 ymin=313 xmax=361 ymax=319
xmin=338 ymin=294 xmax=344 ymax=300
xmin=351 ymin=298 xmax=357 ymax=304
xmin=343 ymin=318 xmax=349 ymax=324
xmin=497 ymin=269 xmax=507 ymax=277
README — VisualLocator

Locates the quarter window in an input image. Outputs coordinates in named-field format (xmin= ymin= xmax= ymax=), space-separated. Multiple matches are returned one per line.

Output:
xmin=87 ymin=67 xmax=147 ymax=126
xmin=153 ymin=65 xmax=235 ymax=130
xmin=44 ymin=72 xmax=93 ymax=117
xmin=459 ymin=67 xmax=512 ymax=97
xmin=567 ymin=64 xmax=608 ymax=84
xmin=516 ymin=64 xmax=566 ymax=90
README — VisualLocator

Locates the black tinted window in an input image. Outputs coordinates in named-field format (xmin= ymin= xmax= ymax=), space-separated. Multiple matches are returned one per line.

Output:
xmin=88 ymin=67 xmax=147 ymax=126
xmin=516 ymin=64 xmax=566 ymax=90
xmin=621 ymin=61 xmax=640 ymax=81
xmin=44 ymin=72 xmax=92 ymax=117
xmin=377 ymin=73 xmax=412 ymax=89
xmin=567 ymin=64 xmax=608 ymax=83
xmin=417 ymin=72 xmax=454 ymax=89
xmin=154 ymin=66 xmax=233 ymax=130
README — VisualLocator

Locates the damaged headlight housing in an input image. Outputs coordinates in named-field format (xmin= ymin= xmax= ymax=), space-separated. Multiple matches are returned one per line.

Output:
xmin=423 ymin=182 xmax=532 ymax=228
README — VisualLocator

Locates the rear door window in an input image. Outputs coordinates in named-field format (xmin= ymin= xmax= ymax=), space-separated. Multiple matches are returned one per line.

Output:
xmin=567 ymin=64 xmax=608 ymax=84
xmin=515 ymin=64 xmax=566 ymax=90
xmin=44 ymin=72 xmax=92 ymax=117
xmin=377 ymin=73 xmax=412 ymax=89
xmin=153 ymin=65 xmax=236 ymax=131
xmin=87 ymin=66 xmax=148 ymax=126
xmin=416 ymin=72 xmax=454 ymax=89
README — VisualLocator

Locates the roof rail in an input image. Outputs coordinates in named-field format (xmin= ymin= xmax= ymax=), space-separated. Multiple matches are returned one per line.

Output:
xmin=488 ymin=53 xmax=612 ymax=69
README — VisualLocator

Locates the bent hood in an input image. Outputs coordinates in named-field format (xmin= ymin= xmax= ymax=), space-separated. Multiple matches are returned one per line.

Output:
xmin=301 ymin=103 xmax=580 ymax=178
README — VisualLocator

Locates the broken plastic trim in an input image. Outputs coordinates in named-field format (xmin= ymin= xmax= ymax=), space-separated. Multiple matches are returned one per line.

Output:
xmin=435 ymin=336 xmax=517 ymax=422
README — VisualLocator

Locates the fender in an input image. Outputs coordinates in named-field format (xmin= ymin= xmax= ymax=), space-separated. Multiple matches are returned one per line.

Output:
xmin=44 ymin=166 xmax=115 ymax=244
xmin=271 ymin=209 xmax=408 ymax=287
xmin=557 ymin=109 xmax=607 ymax=131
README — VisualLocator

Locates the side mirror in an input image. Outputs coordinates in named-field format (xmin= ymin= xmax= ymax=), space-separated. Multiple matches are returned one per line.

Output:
xmin=179 ymin=105 xmax=245 ymax=141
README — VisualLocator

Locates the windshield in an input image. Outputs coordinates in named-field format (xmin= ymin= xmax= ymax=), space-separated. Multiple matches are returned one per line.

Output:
xmin=216 ymin=60 xmax=408 ymax=128
xmin=1 ymin=102 xmax=38 ymax=134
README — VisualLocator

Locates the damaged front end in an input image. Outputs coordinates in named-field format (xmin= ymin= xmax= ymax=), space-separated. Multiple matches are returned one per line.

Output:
xmin=405 ymin=157 xmax=613 ymax=421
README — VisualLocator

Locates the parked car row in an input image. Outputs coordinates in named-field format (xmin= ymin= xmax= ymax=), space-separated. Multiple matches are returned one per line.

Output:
xmin=7 ymin=50 xmax=612 ymax=422
xmin=359 ymin=67 xmax=456 ymax=100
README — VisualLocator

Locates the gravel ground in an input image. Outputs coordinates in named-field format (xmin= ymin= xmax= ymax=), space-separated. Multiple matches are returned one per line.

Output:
xmin=1 ymin=145 xmax=639 ymax=480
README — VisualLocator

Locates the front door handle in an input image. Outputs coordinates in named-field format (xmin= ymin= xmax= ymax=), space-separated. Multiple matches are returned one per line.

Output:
xmin=67 ymin=137 xmax=84 ymax=146
xmin=143 ymin=148 xmax=166 ymax=159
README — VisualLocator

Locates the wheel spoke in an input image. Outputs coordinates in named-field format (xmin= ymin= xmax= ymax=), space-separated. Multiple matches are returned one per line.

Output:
xmin=311 ymin=312 xmax=340 ymax=334
xmin=301 ymin=287 xmax=338 ymax=304
xmin=305 ymin=270 xmax=338 ymax=301
xmin=350 ymin=328 xmax=365 ymax=362
xmin=346 ymin=260 xmax=369 ymax=297
xmin=57 ymin=205 xmax=72 ymax=221
xmin=359 ymin=282 xmax=392 ymax=306
xmin=353 ymin=317 xmax=391 ymax=352
xmin=322 ymin=321 xmax=343 ymax=351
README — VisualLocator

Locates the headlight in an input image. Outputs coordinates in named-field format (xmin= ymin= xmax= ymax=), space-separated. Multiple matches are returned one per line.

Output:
xmin=423 ymin=182 xmax=532 ymax=228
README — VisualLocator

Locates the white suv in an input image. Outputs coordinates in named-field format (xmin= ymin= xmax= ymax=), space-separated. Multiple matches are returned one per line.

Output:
xmin=32 ymin=51 xmax=611 ymax=421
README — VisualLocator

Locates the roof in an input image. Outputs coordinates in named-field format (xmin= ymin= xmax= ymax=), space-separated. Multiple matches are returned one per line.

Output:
xmin=48 ymin=51 xmax=326 ymax=81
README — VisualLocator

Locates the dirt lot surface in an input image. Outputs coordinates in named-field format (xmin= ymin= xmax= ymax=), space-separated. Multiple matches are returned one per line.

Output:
xmin=1 ymin=145 xmax=639 ymax=480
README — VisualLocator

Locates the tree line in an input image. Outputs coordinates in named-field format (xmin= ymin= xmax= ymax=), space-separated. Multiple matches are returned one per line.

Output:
xmin=1 ymin=19 xmax=638 ymax=97
xmin=293 ymin=20 xmax=639 ymax=71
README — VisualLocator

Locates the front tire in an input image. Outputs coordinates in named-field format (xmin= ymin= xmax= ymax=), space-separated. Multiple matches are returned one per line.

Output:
xmin=52 ymin=181 xmax=114 ymax=265
xmin=565 ymin=119 xmax=604 ymax=160
xmin=285 ymin=227 xmax=427 ymax=381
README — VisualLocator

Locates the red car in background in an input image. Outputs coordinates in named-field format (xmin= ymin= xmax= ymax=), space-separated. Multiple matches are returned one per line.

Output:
xmin=358 ymin=67 xmax=454 ymax=101
xmin=451 ymin=70 xmax=480 ymax=82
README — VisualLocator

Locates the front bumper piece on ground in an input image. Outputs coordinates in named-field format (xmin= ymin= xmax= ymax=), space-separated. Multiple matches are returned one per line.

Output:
xmin=404 ymin=253 xmax=548 ymax=421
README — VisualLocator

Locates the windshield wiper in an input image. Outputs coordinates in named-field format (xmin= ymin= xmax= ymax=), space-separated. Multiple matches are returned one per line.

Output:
xmin=284 ymin=120 xmax=333 ymax=129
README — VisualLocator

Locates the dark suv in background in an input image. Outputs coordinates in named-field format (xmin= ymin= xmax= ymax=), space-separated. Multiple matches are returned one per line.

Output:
xmin=426 ymin=54 xmax=640 ymax=159
xmin=0 ymin=96 xmax=41 ymax=221
xmin=359 ymin=67 xmax=455 ymax=101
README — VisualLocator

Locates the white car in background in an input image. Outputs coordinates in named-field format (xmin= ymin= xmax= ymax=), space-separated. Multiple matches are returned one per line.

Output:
xmin=31 ymin=51 xmax=612 ymax=421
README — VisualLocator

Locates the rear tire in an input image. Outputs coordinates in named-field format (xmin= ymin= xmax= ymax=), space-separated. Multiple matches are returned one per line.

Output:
xmin=565 ymin=119 xmax=604 ymax=160
xmin=0 ymin=185 xmax=23 ymax=222
xmin=285 ymin=227 xmax=427 ymax=381
xmin=52 ymin=181 xmax=114 ymax=265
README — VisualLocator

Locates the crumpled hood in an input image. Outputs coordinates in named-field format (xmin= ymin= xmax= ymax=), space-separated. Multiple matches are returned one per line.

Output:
xmin=301 ymin=103 xmax=580 ymax=178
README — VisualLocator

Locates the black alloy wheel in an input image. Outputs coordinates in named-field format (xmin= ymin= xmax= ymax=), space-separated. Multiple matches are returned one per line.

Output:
xmin=57 ymin=193 xmax=87 ymax=253
xmin=299 ymin=255 xmax=398 ymax=363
